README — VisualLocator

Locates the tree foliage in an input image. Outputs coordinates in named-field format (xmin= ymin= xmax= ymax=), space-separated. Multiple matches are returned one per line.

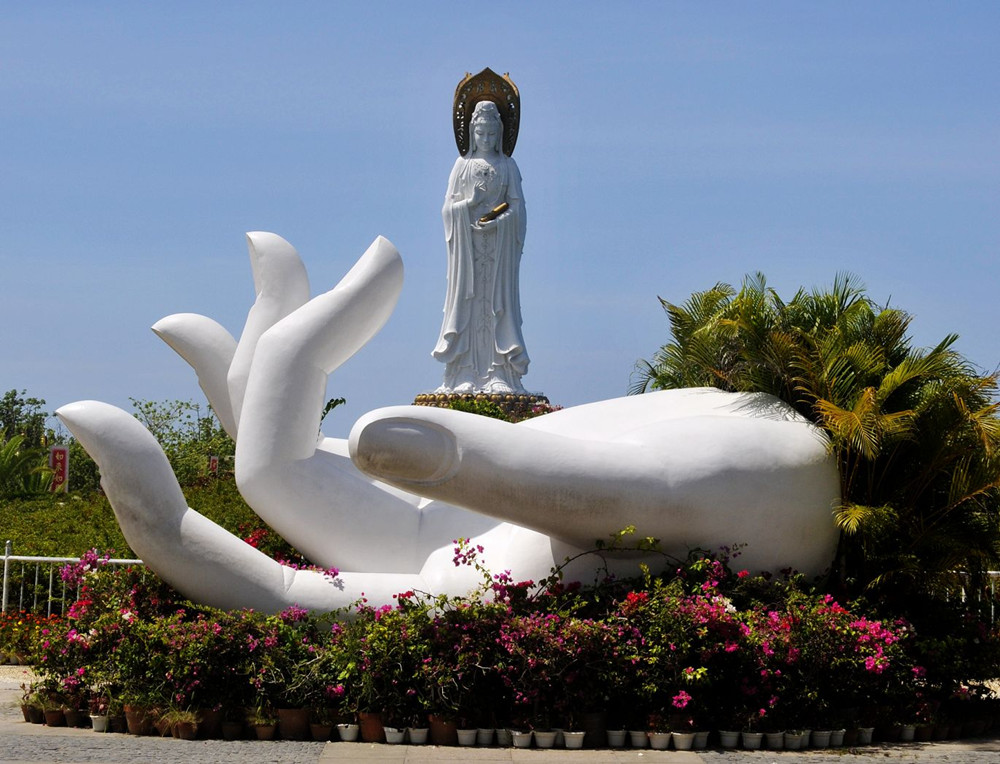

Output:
xmin=0 ymin=390 xmax=54 ymax=498
xmin=0 ymin=389 xmax=51 ymax=448
xmin=633 ymin=273 xmax=1000 ymax=600
xmin=129 ymin=398 xmax=234 ymax=486
xmin=0 ymin=433 xmax=52 ymax=498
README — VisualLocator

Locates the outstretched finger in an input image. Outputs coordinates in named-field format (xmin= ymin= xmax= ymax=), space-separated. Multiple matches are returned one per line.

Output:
xmin=56 ymin=400 xmax=422 ymax=613
xmin=152 ymin=313 xmax=238 ymax=438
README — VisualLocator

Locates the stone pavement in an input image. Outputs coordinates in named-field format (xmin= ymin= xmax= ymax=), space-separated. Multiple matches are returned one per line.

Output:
xmin=3 ymin=667 xmax=1000 ymax=763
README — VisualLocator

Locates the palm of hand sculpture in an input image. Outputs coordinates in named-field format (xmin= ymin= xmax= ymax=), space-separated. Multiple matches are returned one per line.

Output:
xmin=57 ymin=233 xmax=840 ymax=614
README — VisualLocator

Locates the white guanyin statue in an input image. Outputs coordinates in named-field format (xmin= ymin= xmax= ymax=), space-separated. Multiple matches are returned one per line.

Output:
xmin=433 ymin=97 xmax=528 ymax=394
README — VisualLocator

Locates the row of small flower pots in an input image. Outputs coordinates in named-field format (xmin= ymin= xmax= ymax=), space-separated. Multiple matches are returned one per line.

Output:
xmin=719 ymin=729 xmax=870 ymax=750
xmin=24 ymin=707 xmax=988 ymax=750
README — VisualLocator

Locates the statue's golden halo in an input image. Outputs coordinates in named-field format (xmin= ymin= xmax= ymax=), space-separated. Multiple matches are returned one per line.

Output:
xmin=452 ymin=68 xmax=520 ymax=157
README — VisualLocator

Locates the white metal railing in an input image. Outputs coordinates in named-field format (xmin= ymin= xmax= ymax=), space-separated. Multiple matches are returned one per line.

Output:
xmin=947 ymin=571 xmax=1000 ymax=624
xmin=1 ymin=540 xmax=143 ymax=616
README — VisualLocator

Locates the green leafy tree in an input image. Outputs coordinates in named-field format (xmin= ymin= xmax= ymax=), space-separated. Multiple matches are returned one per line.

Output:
xmin=129 ymin=398 xmax=234 ymax=486
xmin=0 ymin=389 xmax=51 ymax=448
xmin=633 ymin=273 xmax=1000 ymax=600
xmin=0 ymin=390 xmax=54 ymax=497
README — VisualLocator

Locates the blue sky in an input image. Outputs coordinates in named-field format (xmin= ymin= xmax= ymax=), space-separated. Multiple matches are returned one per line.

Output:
xmin=2 ymin=2 xmax=998 ymax=437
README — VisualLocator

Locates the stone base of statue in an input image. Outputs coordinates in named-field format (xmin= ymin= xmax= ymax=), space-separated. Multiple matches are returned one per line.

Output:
xmin=413 ymin=391 xmax=551 ymax=422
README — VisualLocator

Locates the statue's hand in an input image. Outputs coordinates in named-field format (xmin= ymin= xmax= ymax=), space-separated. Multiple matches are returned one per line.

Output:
xmin=473 ymin=216 xmax=499 ymax=231
xmin=349 ymin=390 xmax=841 ymax=576
xmin=470 ymin=182 xmax=488 ymax=206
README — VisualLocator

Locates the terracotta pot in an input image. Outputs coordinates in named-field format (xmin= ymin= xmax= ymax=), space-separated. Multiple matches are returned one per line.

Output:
xmin=198 ymin=708 xmax=223 ymax=739
xmin=221 ymin=721 xmax=244 ymax=740
xmin=254 ymin=723 xmax=276 ymax=740
xmin=428 ymin=714 xmax=457 ymax=746
xmin=358 ymin=711 xmax=385 ymax=743
xmin=310 ymin=723 xmax=333 ymax=741
xmin=174 ymin=721 xmax=198 ymax=740
xmin=63 ymin=709 xmax=86 ymax=728
xmin=26 ymin=705 xmax=44 ymax=724
xmin=43 ymin=709 xmax=66 ymax=727
xmin=124 ymin=705 xmax=155 ymax=736
xmin=277 ymin=708 xmax=309 ymax=741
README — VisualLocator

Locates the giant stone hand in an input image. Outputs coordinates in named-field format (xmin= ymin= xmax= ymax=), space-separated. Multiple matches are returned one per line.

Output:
xmin=57 ymin=233 xmax=840 ymax=614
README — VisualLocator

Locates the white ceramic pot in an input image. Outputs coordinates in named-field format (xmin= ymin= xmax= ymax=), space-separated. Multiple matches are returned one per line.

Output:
xmin=511 ymin=730 xmax=532 ymax=748
xmin=383 ymin=726 xmax=405 ymax=744
xmin=533 ymin=730 xmax=557 ymax=748
xmin=606 ymin=729 xmax=626 ymax=747
xmin=672 ymin=731 xmax=695 ymax=750
xmin=811 ymin=729 xmax=832 ymax=748
xmin=648 ymin=731 xmax=670 ymax=750
xmin=476 ymin=728 xmax=494 ymax=746
xmin=830 ymin=729 xmax=846 ymax=746
xmin=765 ymin=731 xmax=785 ymax=749
xmin=718 ymin=729 xmax=740 ymax=748
xmin=90 ymin=715 xmax=109 ymax=733
xmin=495 ymin=728 xmax=513 ymax=747
xmin=742 ymin=731 xmax=763 ymax=749
xmin=407 ymin=727 xmax=428 ymax=744
xmin=336 ymin=723 xmax=359 ymax=742
xmin=456 ymin=728 xmax=477 ymax=745
xmin=563 ymin=730 xmax=585 ymax=749
xmin=784 ymin=731 xmax=806 ymax=750
xmin=629 ymin=729 xmax=649 ymax=748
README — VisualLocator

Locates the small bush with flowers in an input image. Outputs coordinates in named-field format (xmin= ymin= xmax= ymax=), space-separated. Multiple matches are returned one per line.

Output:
xmin=14 ymin=540 xmax=1000 ymax=740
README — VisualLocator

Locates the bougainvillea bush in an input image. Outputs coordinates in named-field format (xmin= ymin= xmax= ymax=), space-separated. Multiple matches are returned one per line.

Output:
xmin=20 ymin=542 xmax=1000 ymax=735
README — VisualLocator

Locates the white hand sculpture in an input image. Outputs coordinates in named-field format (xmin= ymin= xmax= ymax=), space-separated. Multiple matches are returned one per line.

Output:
xmin=57 ymin=233 xmax=840 ymax=614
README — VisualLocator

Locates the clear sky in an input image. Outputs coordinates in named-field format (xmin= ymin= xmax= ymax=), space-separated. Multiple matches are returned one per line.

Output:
xmin=2 ymin=2 xmax=998 ymax=437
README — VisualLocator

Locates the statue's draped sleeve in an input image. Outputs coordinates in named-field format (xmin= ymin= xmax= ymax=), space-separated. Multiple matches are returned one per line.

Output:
xmin=435 ymin=157 xmax=473 ymax=361
xmin=492 ymin=158 xmax=527 ymax=366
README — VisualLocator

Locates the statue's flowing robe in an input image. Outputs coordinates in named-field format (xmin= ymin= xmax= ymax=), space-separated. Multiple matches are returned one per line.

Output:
xmin=433 ymin=152 xmax=528 ymax=389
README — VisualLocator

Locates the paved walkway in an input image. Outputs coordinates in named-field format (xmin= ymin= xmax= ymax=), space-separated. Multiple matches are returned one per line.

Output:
xmin=3 ymin=667 xmax=1000 ymax=763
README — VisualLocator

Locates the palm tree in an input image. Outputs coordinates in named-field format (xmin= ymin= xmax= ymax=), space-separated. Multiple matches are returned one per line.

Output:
xmin=633 ymin=274 xmax=1000 ymax=599
xmin=0 ymin=432 xmax=52 ymax=498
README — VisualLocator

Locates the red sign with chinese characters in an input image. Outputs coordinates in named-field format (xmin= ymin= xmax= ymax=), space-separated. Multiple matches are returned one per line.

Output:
xmin=49 ymin=445 xmax=69 ymax=493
